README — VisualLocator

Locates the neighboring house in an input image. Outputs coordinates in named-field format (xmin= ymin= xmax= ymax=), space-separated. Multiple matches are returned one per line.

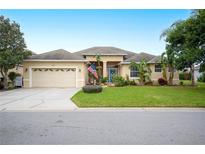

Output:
xmin=23 ymin=47 xmax=179 ymax=88
xmin=194 ymin=65 xmax=203 ymax=81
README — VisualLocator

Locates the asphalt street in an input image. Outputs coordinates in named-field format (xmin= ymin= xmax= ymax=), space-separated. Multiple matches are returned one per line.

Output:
xmin=0 ymin=109 xmax=205 ymax=144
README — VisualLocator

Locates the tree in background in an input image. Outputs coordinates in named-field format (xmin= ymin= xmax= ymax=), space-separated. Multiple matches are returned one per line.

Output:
xmin=160 ymin=21 xmax=193 ymax=85
xmin=160 ymin=20 xmax=186 ymax=85
xmin=175 ymin=17 xmax=200 ymax=86
xmin=160 ymin=10 xmax=205 ymax=86
xmin=191 ymin=10 xmax=205 ymax=73
xmin=0 ymin=16 xmax=31 ymax=89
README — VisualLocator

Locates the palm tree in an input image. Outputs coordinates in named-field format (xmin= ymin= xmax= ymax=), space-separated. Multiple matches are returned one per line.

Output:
xmin=160 ymin=25 xmax=178 ymax=85
xmin=160 ymin=52 xmax=167 ymax=81
xmin=95 ymin=54 xmax=102 ymax=85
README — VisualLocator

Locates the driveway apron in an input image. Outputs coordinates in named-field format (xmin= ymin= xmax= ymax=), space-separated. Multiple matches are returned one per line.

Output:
xmin=0 ymin=88 xmax=79 ymax=111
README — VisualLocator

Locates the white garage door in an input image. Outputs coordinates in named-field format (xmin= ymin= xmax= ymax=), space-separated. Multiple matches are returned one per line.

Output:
xmin=32 ymin=68 xmax=76 ymax=88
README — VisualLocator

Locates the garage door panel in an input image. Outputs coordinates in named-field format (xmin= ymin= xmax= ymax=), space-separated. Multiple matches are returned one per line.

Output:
xmin=32 ymin=68 xmax=76 ymax=88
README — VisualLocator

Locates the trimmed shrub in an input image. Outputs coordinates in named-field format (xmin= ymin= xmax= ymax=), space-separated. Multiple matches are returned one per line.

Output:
xmin=197 ymin=73 xmax=205 ymax=82
xmin=124 ymin=80 xmax=129 ymax=86
xmin=112 ymin=75 xmax=125 ymax=87
xmin=82 ymin=85 xmax=103 ymax=93
xmin=158 ymin=78 xmax=168 ymax=86
xmin=129 ymin=80 xmax=136 ymax=85
xmin=124 ymin=80 xmax=136 ymax=86
xmin=180 ymin=81 xmax=184 ymax=86
xmin=145 ymin=81 xmax=153 ymax=86
xmin=101 ymin=77 xmax=108 ymax=84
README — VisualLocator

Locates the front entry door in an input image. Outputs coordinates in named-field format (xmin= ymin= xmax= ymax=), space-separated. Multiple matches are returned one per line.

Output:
xmin=108 ymin=68 xmax=118 ymax=82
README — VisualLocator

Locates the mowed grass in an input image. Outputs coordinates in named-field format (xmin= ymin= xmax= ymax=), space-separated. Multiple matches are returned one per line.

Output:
xmin=72 ymin=81 xmax=205 ymax=107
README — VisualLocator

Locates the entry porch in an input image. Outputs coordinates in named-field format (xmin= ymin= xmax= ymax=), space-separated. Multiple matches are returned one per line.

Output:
xmin=86 ymin=61 xmax=121 ymax=83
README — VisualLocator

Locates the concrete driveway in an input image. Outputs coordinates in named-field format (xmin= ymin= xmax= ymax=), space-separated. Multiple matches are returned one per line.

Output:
xmin=0 ymin=88 xmax=79 ymax=111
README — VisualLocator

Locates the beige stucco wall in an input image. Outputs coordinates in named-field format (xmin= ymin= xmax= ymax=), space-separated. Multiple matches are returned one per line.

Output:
xmin=120 ymin=64 xmax=130 ymax=79
xmin=120 ymin=64 xmax=179 ymax=85
xmin=23 ymin=61 xmax=86 ymax=88
xmin=149 ymin=64 xmax=179 ymax=84
xmin=85 ymin=55 xmax=124 ymax=62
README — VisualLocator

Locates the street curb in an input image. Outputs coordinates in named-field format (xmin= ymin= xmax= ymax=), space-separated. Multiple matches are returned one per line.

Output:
xmin=1 ymin=107 xmax=205 ymax=112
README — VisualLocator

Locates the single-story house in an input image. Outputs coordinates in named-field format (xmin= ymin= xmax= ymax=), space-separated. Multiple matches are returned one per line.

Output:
xmin=23 ymin=47 xmax=179 ymax=88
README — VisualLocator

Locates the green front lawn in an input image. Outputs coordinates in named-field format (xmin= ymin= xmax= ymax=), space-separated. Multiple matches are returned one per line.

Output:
xmin=72 ymin=81 xmax=205 ymax=107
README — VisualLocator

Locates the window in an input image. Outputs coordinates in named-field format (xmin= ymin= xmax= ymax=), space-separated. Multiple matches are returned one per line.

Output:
xmin=155 ymin=64 xmax=162 ymax=72
xmin=130 ymin=67 xmax=139 ymax=77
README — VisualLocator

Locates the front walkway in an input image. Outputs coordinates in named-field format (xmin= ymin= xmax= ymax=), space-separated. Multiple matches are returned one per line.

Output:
xmin=0 ymin=88 xmax=79 ymax=111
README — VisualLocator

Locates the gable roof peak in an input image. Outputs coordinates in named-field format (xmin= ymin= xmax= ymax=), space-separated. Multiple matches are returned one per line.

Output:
xmin=74 ymin=46 xmax=137 ymax=56
xmin=139 ymin=52 xmax=155 ymax=56
xmin=49 ymin=49 xmax=70 ymax=53
xmin=124 ymin=51 xmax=156 ymax=62
xmin=26 ymin=49 xmax=85 ymax=60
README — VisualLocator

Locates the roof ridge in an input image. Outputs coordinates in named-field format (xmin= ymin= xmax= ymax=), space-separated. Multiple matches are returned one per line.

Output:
xmin=73 ymin=46 xmax=136 ymax=55
xmin=124 ymin=51 xmax=157 ymax=62
xmin=36 ymin=49 xmax=70 ymax=56
xmin=26 ymin=49 xmax=85 ymax=60
xmin=147 ymin=55 xmax=161 ymax=63
xmin=139 ymin=52 xmax=156 ymax=56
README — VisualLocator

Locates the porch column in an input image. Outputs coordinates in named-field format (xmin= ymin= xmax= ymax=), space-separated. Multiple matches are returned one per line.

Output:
xmin=103 ymin=61 xmax=107 ymax=77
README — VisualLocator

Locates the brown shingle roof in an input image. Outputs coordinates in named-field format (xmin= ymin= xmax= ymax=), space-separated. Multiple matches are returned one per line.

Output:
xmin=25 ymin=47 xmax=159 ymax=63
xmin=26 ymin=49 xmax=85 ymax=60
xmin=124 ymin=52 xmax=156 ymax=62
xmin=148 ymin=56 xmax=161 ymax=63
xmin=74 ymin=46 xmax=136 ymax=56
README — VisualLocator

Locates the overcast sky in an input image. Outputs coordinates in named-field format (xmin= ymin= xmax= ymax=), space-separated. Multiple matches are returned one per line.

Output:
xmin=0 ymin=9 xmax=191 ymax=55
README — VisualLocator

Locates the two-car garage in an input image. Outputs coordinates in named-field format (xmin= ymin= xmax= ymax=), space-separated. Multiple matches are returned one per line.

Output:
xmin=23 ymin=49 xmax=87 ymax=88
xmin=31 ymin=68 xmax=77 ymax=88
xmin=24 ymin=62 xmax=86 ymax=88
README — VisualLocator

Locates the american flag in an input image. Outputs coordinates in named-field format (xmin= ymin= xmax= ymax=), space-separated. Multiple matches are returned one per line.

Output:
xmin=88 ymin=64 xmax=98 ymax=79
